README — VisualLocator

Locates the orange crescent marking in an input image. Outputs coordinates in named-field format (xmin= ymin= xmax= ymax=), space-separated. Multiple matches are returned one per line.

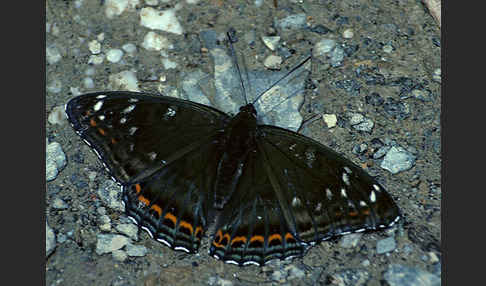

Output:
xmin=150 ymin=204 xmax=162 ymax=216
xmin=90 ymin=118 xmax=97 ymax=127
xmin=249 ymin=235 xmax=265 ymax=244
xmin=111 ymin=138 xmax=117 ymax=144
xmin=284 ymin=232 xmax=295 ymax=241
xmin=362 ymin=209 xmax=371 ymax=215
xmin=212 ymin=230 xmax=224 ymax=248
xmin=179 ymin=220 xmax=194 ymax=235
xmin=195 ymin=226 xmax=203 ymax=236
xmin=98 ymin=128 xmax=106 ymax=136
xmin=268 ymin=233 xmax=283 ymax=244
xmin=231 ymin=236 xmax=247 ymax=246
xmin=164 ymin=212 xmax=177 ymax=226
xmin=222 ymin=233 xmax=231 ymax=244
xmin=138 ymin=195 xmax=150 ymax=206
xmin=134 ymin=184 xmax=142 ymax=194
xmin=349 ymin=211 xmax=359 ymax=217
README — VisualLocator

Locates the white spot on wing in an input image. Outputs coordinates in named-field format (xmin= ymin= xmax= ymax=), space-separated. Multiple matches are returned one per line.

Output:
xmin=370 ymin=190 xmax=376 ymax=203
xmin=359 ymin=200 xmax=367 ymax=207
xmin=96 ymin=94 xmax=107 ymax=99
xmin=129 ymin=126 xmax=138 ymax=135
xmin=291 ymin=197 xmax=302 ymax=207
xmin=98 ymin=115 xmax=105 ymax=120
xmin=148 ymin=152 xmax=157 ymax=160
xmin=120 ymin=117 xmax=127 ymax=124
xmin=344 ymin=166 xmax=352 ymax=174
xmin=122 ymin=105 xmax=135 ymax=114
xmin=129 ymin=98 xmax=139 ymax=103
xmin=326 ymin=188 xmax=333 ymax=200
xmin=342 ymin=172 xmax=350 ymax=186
xmin=373 ymin=184 xmax=380 ymax=191
xmin=341 ymin=188 xmax=347 ymax=198
xmin=93 ymin=100 xmax=103 ymax=111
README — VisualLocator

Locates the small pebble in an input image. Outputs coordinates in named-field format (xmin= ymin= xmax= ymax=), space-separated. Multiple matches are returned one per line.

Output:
xmin=88 ymin=54 xmax=104 ymax=65
xmin=112 ymin=249 xmax=128 ymax=261
xmin=48 ymin=105 xmax=67 ymax=125
xmin=261 ymin=36 xmax=280 ymax=51
xmin=140 ymin=7 xmax=184 ymax=35
xmin=383 ymin=44 xmax=393 ymax=53
xmin=83 ymin=77 xmax=95 ymax=89
xmin=109 ymin=70 xmax=140 ymax=92
xmin=322 ymin=113 xmax=337 ymax=128
xmin=46 ymin=46 xmax=62 ymax=64
xmin=88 ymin=40 xmax=101 ymax=54
xmin=142 ymin=31 xmax=173 ymax=51
xmin=122 ymin=43 xmax=137 ymax=54
xmin=263 ymin=55 xmax=282 ymax=70
xmin=342 ymin=28 xmax=354 ymax=39
xmin=106 ymin=48 xmax=124 ymax=63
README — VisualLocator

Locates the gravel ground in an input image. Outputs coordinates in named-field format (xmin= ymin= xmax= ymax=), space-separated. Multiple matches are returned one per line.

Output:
xmin=46 ymin=1 xmax=441 ymax=285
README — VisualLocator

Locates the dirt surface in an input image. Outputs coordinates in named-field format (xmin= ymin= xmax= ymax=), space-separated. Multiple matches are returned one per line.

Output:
xmin=46 ymin=0 xmax=441 ymax=285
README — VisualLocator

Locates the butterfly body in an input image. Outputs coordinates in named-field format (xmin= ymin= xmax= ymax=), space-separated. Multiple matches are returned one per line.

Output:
xmin=66 ymin=90 xmax=400 ymax=266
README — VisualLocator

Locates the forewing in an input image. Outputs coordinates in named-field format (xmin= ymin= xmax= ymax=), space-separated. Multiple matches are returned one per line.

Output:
xmin=66 ymin=91 xmax=230 ymax=252
xmin=66 ymin=91 xmax=229 ymax=184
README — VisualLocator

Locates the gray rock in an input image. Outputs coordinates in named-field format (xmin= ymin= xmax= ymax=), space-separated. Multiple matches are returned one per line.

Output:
xmin=97 ymin=180 xmax=125 ymax=212
xmin=339 ymin=233 xmax=362 ymax=248
xmin=52 ymin=198 xmax=68 ymax=210
xmin=373 ymin=145 xmax=391 ymax=159
xmin=115 ymin=223 xmax=139 ymax=241
xmin=376 ymin=236 xmax=397 ymax=254
xmin=263 ymin=54 xmax=283 ymax=70
xmin=285 ymin=265 xmax=306 ymax=280
xmin=111 ymin=249 xmax=128 ymax=262
xmin=125 ymin=243 xmax=148 ymax=257
xmin=95 ymin=234 xmax=130 ymax=255
xmin=384 ymin=264 xmax=441 ymax=286
xmin=381 ymin=146 xmax=416 ymax=174
xmin=46 ymin=142 xmax=67 ymax=181
xmin=275 ymin=13 xmax=308 ymax=30
xmin=46 ymin=222 xmax=56 ymax=257
xmin=328 ymin=269 xmax=370 ymax=286
xmin=261 ymin=36 xmax=280 ymax=51
xmin=198 ymin=30 xmax=310 ymax=132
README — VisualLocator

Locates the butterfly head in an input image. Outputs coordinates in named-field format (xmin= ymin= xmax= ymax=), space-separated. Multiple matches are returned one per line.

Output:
xmin=239 ymin=104 xmax=257 ymax=118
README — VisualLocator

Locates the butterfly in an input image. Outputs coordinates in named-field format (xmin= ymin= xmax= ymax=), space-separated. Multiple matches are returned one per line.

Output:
xmin=65 ymin=32 xmax=400 ymax=266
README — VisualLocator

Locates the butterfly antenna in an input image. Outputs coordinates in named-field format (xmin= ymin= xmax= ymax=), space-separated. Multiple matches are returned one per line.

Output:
xmin=227 ymin=30 xmax=249 ymax=105
xmin=252 ymin=55 xmax=311 ymax=105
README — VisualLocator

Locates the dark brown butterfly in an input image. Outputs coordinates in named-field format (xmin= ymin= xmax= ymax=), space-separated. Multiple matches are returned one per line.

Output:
xmin=65 ymin=32 xmax=399 ymax=266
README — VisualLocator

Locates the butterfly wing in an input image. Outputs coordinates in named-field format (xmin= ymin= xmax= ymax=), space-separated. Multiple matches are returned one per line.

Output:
xmin=66 ymin=91 xmax=230 ymax=253
xmin=209 ymin=125 xmax=400 ymax=265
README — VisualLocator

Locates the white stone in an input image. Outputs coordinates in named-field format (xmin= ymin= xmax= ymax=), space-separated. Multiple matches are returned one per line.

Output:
xmin=111 ymin=249 xmax=128 ymax=261
xmin=263 ymin=55 xmax=282 ymax=70
xmin=105 ymin=0 xmax=140 ymax=19
xmin=122 ymin=43 xmax=137 ymax=54
xmin=322 ymin=113 xmax=337 ymax=128
xmin=95 ymin=234 xmax=130 ymax=255
xmin=142 ymin=31 xmax=173 ymax=51
xmin=83 ymin=77 xmax=95 ymax=89
xmin=342 ymin=28 xmax=354 ymax=39
xmin=186 ymin=0 xmax=201 ymax=4
xmin=109 ymin=70 xmax=140 ymax=91
xmin=145 ymin=0 xmax=158 ymax=5
xmin=140 ymin=7 xmax=184 ymax=35
xmin=46 ymin=46 xmax=62 ymax=64
xmin=161 ymin=57 xmax=177 ymax=69
xmin=88 ymin=54 xmax=104 ymax=65
xmin=48 ymin=105 xmax=67 ymax=125
xmin=106 ymin=48 xmax=124 ymax=63
xmin=261 ymin=36 xmax=280 ymax=51
xmin=88 ymin=40 xmax=101 ymax=54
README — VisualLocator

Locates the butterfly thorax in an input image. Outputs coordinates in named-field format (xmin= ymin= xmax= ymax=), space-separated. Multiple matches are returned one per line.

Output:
xmin=213 ymin=104 xmax=258 ymax=209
